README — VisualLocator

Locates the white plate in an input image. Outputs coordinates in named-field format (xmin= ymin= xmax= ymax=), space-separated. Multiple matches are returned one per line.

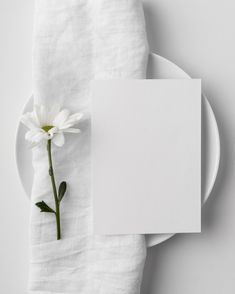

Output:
xmin=15 ymin=53 xmax=220 ymax=247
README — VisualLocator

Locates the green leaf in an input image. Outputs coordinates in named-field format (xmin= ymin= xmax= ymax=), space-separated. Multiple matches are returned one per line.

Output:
xmin=35 ymin=201 xmax=55 ymax=213
xmin=58 ymin=181 xmax=67 ymax=202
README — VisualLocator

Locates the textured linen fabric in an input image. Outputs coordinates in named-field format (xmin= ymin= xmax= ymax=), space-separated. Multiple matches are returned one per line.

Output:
xmin=29 ymin=0 xmax=149 ymax=293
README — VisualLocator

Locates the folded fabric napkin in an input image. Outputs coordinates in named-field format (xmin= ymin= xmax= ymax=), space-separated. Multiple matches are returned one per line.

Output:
xmin=30 ymin=0 xmax=149 ymax=293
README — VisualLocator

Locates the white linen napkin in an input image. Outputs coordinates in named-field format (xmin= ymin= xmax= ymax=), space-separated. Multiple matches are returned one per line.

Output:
xmin=30 ymin=0 xmax=149 ymax=293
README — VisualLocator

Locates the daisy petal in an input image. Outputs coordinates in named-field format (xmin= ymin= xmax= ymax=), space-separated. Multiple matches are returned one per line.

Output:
xmin=25 ymin=129 xmax=47 ymax=144
xmin=64 ymin=112 xmax=83 ymax=125
xmin=21 ymin=113 xmax=39 ymax=130
xmin=32 ymin=131 xmax=48 ymax=143
xmin=63 ymin=128 xmax=81 ymax=133
xmin=52 ymin=133 xmax=65 ymax=147
xmin=68 ymin=112 xmax=83 ymax=121
xmin=59 ymin=114 xmax=83 ymax=130
xmin=36 ymin=104 xmax=51 ymax=126
xmin=53 ymin=109 xmax=70 ymax=128
xmin=48 ymin=103 xmax=61 ymax=121
xmin=25 ymin=130 xmax=37 ymax=141
xmin=25 ymin=130 xmax=34 ymax=141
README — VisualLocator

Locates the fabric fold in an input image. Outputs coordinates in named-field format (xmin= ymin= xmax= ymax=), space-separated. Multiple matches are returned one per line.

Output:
xmin=30 ymin=0 xmax=149 ymax=293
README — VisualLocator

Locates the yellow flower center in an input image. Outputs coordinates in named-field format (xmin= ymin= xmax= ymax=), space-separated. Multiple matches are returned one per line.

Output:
xmin=42 ymin=125 xmax=54 ymax=132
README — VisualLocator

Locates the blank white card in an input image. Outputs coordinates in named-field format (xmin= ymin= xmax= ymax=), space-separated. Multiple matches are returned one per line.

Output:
xmin=92 ymin=79 xmax=201 ymax=234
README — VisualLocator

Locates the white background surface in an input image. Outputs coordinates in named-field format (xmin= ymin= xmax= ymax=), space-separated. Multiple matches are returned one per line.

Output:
xmin=0 ymin=0 xmax=234 ymax=293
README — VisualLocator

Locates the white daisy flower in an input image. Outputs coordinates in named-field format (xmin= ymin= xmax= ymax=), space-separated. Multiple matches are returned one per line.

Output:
xmin=21 ymin=104 xmax=83 ymax=147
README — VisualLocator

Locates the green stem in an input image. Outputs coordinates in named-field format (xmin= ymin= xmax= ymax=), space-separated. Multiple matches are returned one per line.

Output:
xmin=47 ymin=139 xmax=61 ymax=240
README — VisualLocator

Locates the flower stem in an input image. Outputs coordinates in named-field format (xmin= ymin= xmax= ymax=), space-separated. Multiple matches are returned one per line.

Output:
xmin=47 ymin=139 xmax=61 ymax=240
